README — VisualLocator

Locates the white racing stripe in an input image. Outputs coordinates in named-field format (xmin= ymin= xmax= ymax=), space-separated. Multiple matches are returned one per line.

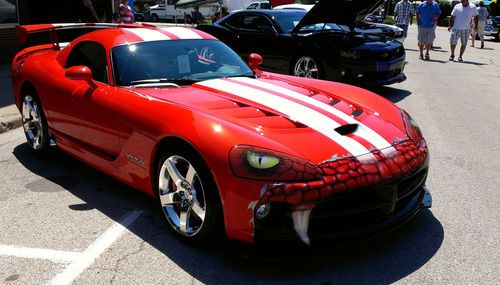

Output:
xmin=232 ymin=77 xmax=395 ymax=154
xmin=162 ymin=27 xmax=203 ymax=39
xmin=197 ymin=79 xmax=375 ymax=160
xmin=124 ymin=28 xmax=170 ymax=41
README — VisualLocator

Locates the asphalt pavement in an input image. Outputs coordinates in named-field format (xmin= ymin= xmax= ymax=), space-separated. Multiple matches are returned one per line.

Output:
xmin=0 ymin=25 xmax=499 ymax=284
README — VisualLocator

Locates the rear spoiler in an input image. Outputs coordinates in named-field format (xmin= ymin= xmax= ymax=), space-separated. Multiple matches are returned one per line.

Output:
xmin=16 ymin=22 xmax=157 ymax=49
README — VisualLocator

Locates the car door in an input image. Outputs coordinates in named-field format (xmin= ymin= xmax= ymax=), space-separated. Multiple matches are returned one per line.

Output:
xmin=51 ymin=41 xmax=129 ymax=158
xmin=224 ymin=13 xmax=291 ymax=73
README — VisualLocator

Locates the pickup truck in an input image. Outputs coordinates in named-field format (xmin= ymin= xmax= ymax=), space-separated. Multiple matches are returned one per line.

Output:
xmin=149 ymin=0 xmax=214 ymax=22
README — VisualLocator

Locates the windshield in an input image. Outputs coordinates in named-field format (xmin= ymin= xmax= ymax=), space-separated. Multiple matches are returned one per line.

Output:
xmin=112 ymin=40 xmax=254 ymax=86
xmin=272 ymin=11 xmax=349 ymax=34
xmin=272 ymin=11 xmax=306 ymax=33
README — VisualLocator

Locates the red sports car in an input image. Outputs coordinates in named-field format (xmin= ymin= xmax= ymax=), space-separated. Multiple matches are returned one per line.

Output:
xmin=12 ymin=23 xmax=431 ymax=245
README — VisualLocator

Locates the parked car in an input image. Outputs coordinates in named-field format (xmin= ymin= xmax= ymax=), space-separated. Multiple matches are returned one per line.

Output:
xmin=198 ymin=0 xmax=406 ymax=85
xmin=484 ymin=16 xmax=500 ymax=41
xmin=247 ymin=1 xmax=271 ymax=10
xmin=13 ymin=22 xmax=429 ymax=245
xmin=273 ymin=3 xmax=404 ymax=42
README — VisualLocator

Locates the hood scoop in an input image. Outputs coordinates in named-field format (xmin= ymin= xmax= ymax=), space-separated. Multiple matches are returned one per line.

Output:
xmin=335 ymin=124 xmax=359 ymax=136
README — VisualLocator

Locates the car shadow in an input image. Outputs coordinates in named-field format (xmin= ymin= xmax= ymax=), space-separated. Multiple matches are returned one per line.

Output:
xmin=367 ymin=86 xmax=412 ymax=103
xmin=13 ymin=143 xmax=444 ymax=284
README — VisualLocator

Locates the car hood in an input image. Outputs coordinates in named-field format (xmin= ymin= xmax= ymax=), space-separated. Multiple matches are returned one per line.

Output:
xmin=293 ymin=0 xmax=384 ymax=33
xmin=135 ymin=77 xmax=407 ymax=163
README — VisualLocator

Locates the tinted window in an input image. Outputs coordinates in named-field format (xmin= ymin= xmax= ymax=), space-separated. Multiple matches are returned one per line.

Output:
xmin=111 ymin=39 xmax=254 ymax=86
xmin=241 ymin=14 xmax=274 ymax=31
xmin=0 ymin=0 xmax=17 ymax=24
xmin=66 ymin=41 xmax=108 ymax=84
xmin=223 ymin=14 xmax=241 ymax=29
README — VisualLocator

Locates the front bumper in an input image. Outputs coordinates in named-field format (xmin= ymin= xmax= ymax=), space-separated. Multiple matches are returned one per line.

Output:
xmin=254 ymin=166 xmax=430 ymax=244
xmin=252 ymin=138 xmax=429 ymax=245
xmin=327 ymin=55 xmax=407 ymax=86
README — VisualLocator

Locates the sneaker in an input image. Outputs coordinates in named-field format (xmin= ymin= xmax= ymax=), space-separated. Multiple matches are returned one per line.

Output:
xmin=425 ymin=54 xmax=430 ymax=60
xmin=481 ymin=43 xmax=484 ymax=49
xmin=458 ymin=57 xmax=463 ymax=62
xmin=449 ymin=55 xmax=454 ymax=61
xmin=419 ymin=54 xmax=424 ymax=60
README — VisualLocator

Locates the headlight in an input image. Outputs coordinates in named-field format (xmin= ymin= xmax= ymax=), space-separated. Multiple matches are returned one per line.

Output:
xmin=229 ymin=145 xmax=321 ymax=181
xmin=340 ymin=50 xmax=360 ymax=59
xmin=246 ymin=151 xmax=280 ymax=169
xmin=401 ymin=110 xmax=423 ymax=146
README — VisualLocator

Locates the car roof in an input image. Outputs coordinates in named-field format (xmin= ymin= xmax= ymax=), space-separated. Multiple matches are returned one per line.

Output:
xmin=230 ymin=9 xmax=306 ymax=17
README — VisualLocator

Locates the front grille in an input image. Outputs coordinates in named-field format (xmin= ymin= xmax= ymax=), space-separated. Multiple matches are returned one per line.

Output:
xmin=255 ymin=167 xmax=428 ymax=240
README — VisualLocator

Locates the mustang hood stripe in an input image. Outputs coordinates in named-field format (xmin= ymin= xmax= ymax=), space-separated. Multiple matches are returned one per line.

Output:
xmin=231 ymin=77 xmax=395 ymax=153
xmin=161 ymin=27 xmax=203 ymax=39
xmin=196 ymin=79 xmax=375 ymax=160
xmin=124 ymin=28 xmax=170 ymax=41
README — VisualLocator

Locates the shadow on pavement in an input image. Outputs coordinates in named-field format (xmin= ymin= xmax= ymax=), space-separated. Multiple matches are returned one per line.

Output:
xmin=368 ymin=86 xmax=412 ymax=103
xmin=13 ymin=143 xmax=444 ymax=284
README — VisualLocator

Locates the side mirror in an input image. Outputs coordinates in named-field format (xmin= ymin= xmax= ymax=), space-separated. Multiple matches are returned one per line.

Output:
xmin=65 ymin=66 xmax=97 ymax=89
xmin=247 ymin=53 xmax=263 ymax=71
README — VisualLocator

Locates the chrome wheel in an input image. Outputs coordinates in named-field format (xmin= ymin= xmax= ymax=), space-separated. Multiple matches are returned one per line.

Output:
xmin=158 ymin=155 xmax=207 ymax=237
xmin=294 ymin=56 xmax=319 ymax=78
xmin=22 ymin=95 xmax=46 ymax=150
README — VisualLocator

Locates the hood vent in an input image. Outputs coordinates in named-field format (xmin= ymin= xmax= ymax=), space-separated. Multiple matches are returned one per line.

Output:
xmin=335 ymin=124 xmax=359 ymax=135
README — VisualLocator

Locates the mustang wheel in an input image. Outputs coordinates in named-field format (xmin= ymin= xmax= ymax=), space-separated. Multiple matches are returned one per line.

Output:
xmin=21 ymin=95 xmax=49 ymax=151
xmin=156 ymin=148 xmax=222 ymax=242
xmin=293 ymin=56 xmax=321 ymax=79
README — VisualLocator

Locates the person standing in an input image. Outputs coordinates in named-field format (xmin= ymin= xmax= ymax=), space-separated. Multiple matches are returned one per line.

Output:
xmin=471 ymin=1 xmax=489 ymax=48
xmin=191 ymin=6 xmax=204 ymax=24
xmin=448 ymin=0 xmax=479 ymax=62
xmin=119 ymin=0 xmax=134 ymax=24
xmin=416 ymin=0 xmax=441 ymax=60
xmin=394 ymin=0 xmax=414 ymax=39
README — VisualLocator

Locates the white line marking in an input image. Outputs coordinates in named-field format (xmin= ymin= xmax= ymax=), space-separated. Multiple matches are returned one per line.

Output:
xmin=47 ymin=210 xmax=144 ymax=285
xmin=0 ymin=245 xmax=81 ymax=263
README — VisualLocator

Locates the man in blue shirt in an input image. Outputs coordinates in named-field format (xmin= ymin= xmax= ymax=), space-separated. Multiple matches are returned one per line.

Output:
xmin=416 ymin=0 xmax=441 ymax=60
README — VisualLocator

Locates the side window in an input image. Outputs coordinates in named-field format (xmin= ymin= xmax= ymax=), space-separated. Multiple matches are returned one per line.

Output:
xmin=247 ymin=3 xmax=258 ymax=9
xmin=223 ymin=15 xmax=242 ymax=29
xmin=66 ymin=41 xmax=108 ymax=84
xmin=241 ymin=15 xmax=275 ymax=32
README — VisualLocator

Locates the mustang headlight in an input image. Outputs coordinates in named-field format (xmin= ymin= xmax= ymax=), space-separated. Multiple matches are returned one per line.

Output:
xmin=229 ymin=145 xmax=321 ymax=181
xmin=402 ymin=110 xmax=424 ymax=146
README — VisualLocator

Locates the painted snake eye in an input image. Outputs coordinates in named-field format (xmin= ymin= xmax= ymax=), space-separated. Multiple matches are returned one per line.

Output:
xmin=246 ymin=151 xmax=280 ymax=169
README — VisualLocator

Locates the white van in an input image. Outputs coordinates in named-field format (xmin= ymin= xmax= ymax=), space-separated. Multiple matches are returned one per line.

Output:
xmin=149 ymin=0 xmax=215 ymax=22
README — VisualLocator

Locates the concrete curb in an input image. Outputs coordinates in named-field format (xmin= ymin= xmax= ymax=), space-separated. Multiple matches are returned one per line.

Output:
xmin=0 ymin=105 xmax=21 ymax=134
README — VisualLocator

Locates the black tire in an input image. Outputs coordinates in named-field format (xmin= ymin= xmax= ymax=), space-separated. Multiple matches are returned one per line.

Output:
xmin=152 ymin=13 xmax=159 ymax=22
xmin=21 ymin=94 xmax=50 ymax=152
xmin=155 ymin=145 xmax=223 ymax=244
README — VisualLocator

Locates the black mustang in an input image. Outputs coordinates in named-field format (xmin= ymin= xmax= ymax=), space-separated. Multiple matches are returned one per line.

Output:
xmin=197 ymin=0 xmax=406 ymax=86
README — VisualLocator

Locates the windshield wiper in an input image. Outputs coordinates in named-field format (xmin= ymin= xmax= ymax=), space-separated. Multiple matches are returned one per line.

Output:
xmin=130 ymin=78 xmax=199 ymax=86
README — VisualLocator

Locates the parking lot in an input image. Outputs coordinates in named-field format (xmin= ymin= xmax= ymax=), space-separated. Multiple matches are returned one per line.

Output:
xmin=0 ymin=25 xmax=499 ymax=284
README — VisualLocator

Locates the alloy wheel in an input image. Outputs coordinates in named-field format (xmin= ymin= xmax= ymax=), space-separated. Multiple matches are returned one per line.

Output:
xmin=294 ymin=56 xmax=319 ymax=79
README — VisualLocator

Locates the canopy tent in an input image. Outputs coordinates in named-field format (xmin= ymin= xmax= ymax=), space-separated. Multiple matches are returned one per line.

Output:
xmin=175 ymin=0 xmax=223 ymax=9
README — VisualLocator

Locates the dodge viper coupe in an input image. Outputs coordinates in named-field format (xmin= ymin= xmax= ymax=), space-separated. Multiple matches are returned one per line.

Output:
xmin=197 ymin=0 xmax=406 ymax=86
xmin=12 ymin=22 xmax=430 ymax=245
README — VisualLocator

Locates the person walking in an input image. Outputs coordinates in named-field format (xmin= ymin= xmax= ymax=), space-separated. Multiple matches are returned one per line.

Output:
xmin=416 ymin=0 xmax=441 ymax=60
xmin=394 ymin=0 xmax=414 ymax=39
xmin=471 ymin=1 xmax=489 ymax=48
xmin=191 ymin=6 xmax=204 ymax=24
xmin=119 ymin=0 xmax=134 ymax=24
xmin=448 ymin=0 xmax=479 ymax=62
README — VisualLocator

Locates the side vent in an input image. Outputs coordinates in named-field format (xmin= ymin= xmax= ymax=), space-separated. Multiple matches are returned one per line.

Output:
xmin=335 ymin=124 xmax=358 ymax=135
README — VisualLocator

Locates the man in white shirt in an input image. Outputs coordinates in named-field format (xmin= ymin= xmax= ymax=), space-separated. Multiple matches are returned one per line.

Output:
xmin=448 ymin=0 xmax=479 ymax=62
